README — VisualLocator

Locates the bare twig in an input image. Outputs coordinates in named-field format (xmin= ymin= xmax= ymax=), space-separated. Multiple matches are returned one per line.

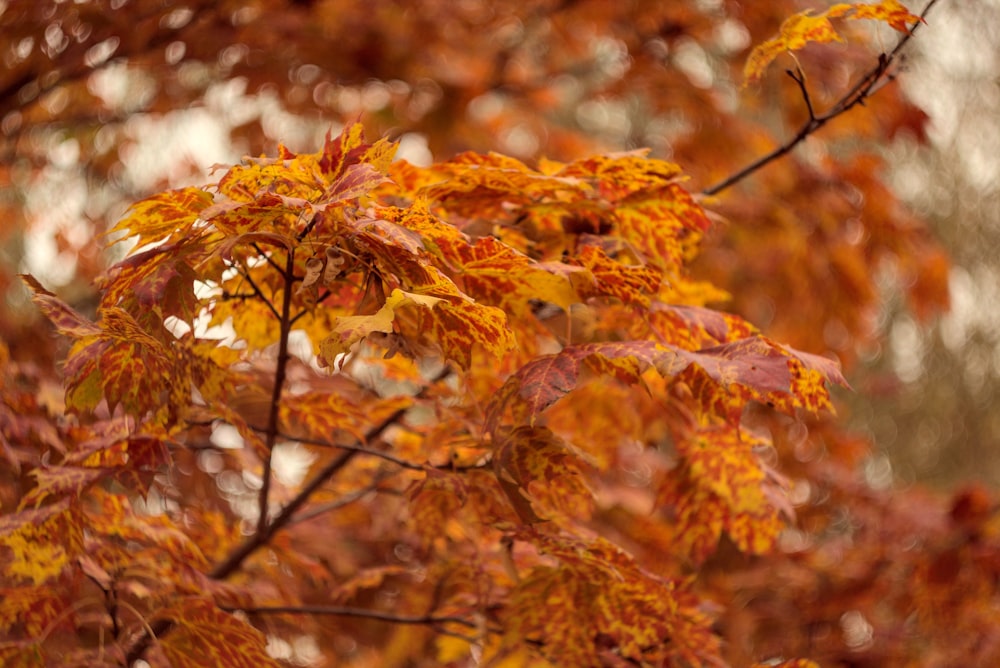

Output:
xmin=288 ymin=470 xmax=398 ymax=525
xmin=280 ymin=433 xmax=428 ymax=470
xmin=702 ymin=0 xmax=940 ymax=197
xmin=238 ymin=266 xmax=281 ymax=320
xmin=787 ymin=68 xmax=815 ymax=120
xmin=251 ymin=242 xmax=287 ymax=275
xmin=223 ymin=604 xmax=478 ymax=629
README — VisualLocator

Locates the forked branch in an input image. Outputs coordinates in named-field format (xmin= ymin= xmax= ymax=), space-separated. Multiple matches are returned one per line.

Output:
xmin=702 ymin=0 xmax=940 ymax=197
xmin=124 ymin=366 xmax=452 ymax=664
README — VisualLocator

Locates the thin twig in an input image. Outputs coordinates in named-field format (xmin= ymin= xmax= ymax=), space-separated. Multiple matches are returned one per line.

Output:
xmin=125 ymin=366 xmax=453 ymax=665
xmin=787 ymin=68 xmax=815 ymax=120
xmin=702 ymin=0 xmax=940 ymax=196
xmin=252 ymin=242 xmax=287 ymax=275
xmin=288 ymin=470 xmax=398 ymax=525
xmin=223 ymin=604 xmax=479 ymax=629
xmin=287 ymin=434 xmax=428 ymax=470
xmin=239 ymin=267 xmax=281 ymax=320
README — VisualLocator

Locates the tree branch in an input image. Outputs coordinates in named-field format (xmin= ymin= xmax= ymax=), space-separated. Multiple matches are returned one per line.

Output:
xmin=238 ymin=266 xmax=281 ymax=320
xmin=124 ymin=366 xmax=453 ymax=665
xmin=222 ymin=604 xmax=478 ymax=629
xmin=256 ymin=248 xmax=298 ymax=535
xmin=278 ymin=432 xmax=428 ymax=470
xmin=288 ymin=470 xmax=399 ymax=525
xmin=701 ymin=0 xmax=940 ymax=197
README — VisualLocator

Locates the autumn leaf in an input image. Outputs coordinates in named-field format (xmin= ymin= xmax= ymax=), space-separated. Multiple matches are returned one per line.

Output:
xmin=107 ymin=186 xmax=214 ymax=248
xmin=492 ymin=426 xmax=594 ymax=523
xmin=744 ymin=0 xmax=923 ymax=85
xmin=60 ymin=307 xmax=175 ymax=416
xmin=20 ymin=275 xmax=100 ymax=338
xmin=318 ymin=288 xmax=444 ymax=364
xmin=569 ymin=244 xmax=661 ymax=306
xmin=657 ymin=336 xmax=849 ymax=420
xmin=658 ymin=426 xmax=785 ymax=563
xmin=407 ymin=468 xmax=470 ymax=547
xmin=505 ymin=529 xmax=721 ymax=666
xmin=836 ymin=0 xmax=923 ymax=32
xmin=0 ymin=499 xmax=83 ymax=585
xmin=0 ymin=586 xmax=66 ymax=638
xmin=280 ymin=393 xmax=413 ymax=445
xmin=485 ymin=341 xmax=659 ymax=433
xmin=154 ymin=598 xmax=280 ymax=668
xmin=486 ymin=336 xmax=847 ymax=432
xmin=447 ymin=235 xmax=581 ymax=314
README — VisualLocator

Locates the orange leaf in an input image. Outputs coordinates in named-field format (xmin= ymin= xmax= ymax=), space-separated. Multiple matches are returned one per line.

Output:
xmin=0 ymin=498 xmax=84 ymax=585
xmin=846 ymin=0 xmax=923 ymax=33
xmin=492 ymin=426 xmax=594 ymax=523
xmin=658 ymin=426 xmax=785 ymax=563
xmin=506 ymin=529 xmax=720 ymax=665
xmin=485 ymin=341 xmax=658 ymax=433
xmin=20 ymin=275 xmax=100 ymax=338
xmin=155 ymin=598 xmax=280 ymax=668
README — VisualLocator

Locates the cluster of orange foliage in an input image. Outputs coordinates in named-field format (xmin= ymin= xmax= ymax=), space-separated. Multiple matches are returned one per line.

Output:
xmin=3 ymin=1 xmax=998 ymax=667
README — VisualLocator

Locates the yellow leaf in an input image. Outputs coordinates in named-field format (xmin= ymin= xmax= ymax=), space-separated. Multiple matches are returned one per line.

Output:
xmin=319 ymin=288 xmax=445 ymax=363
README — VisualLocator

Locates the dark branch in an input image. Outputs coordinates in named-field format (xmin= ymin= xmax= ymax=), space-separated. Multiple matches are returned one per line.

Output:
xmin=702 ymin=0 xmax=940 ymax=197
xmin=239 ymin=266 xmax=281 ymax=320
xmin=125 ymin=366 xmax=453 ymax=665
xmin=256 ymin=249 xmax=298 ymax=535
xmin=787 ymin=68 xmax=815 ymax=120
xmin=278 ymin=432 xmax=428 ymax=470
xmin=288 ymin=471 xmax=399 ymax=525
xmin=223 ymin=604 xmax=478 ymax=629
xmin=251 ymin=242 xmax=287 ymax=275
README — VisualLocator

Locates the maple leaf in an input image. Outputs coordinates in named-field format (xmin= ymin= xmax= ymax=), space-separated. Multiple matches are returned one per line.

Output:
xmin=486 ymin=336 xmax=847 ymax=432
xmin=658 ymin=336 xmax=849 ymax=420
xmin=0 ymin=499 xmax=84 ymax=585
xmin=107 ymin=186 xmax=215 ymax=249
xmin=492 ymin=426 xmax=594 ymax=523
xmin=744 ymin=1 xmax=923 ymax=85
xmin=0 ymin=586 xmax=66 ymax=638
xmin=280 ymin=392 xmax=412 ymax=445
xmin=834 ymin=0 xmax=924 ymax=32
xmin=319 ymin=288 xmax=444 ymax=364
xmin=505 ymin=529 xmax=721 ymax=666
xmin=60 ymin=307 xmax=176 ymax=416
xmin=97 ymin=241 xmax=204 ymax=322
xmin=407 ymin=468 xmax=471 ymax=547
xmin=569 ymin=244 xmax=661 ymax=306
xmin=20 ymin=275 xmax=100 ymax=338
xmin=658 ymin=426 xmax=785 ymax=563
xmin=154 ymin=597 xmax=280 ymax=668
xmin=648 ymin=303 xmax=759 ymax=349
xmin=447 ymin=235 xmax=581 ymax=314
xmin=485 ymin=341 xmax=659 ymax=433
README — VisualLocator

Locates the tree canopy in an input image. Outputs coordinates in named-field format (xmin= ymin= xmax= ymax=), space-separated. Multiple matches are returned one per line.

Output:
xmin=4 ymin=1 xmax=997 ymax=667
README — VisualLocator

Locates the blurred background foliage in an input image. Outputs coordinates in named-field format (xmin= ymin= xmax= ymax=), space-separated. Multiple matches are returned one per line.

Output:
xmin=0 ymin=0 xmax=994 ymax=490
xmin=857 ymin=0 xmax=1000 ymax=487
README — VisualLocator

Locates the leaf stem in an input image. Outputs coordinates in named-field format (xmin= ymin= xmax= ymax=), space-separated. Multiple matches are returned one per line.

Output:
xmin=702 ymin=0 xmax=940 ymax=197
